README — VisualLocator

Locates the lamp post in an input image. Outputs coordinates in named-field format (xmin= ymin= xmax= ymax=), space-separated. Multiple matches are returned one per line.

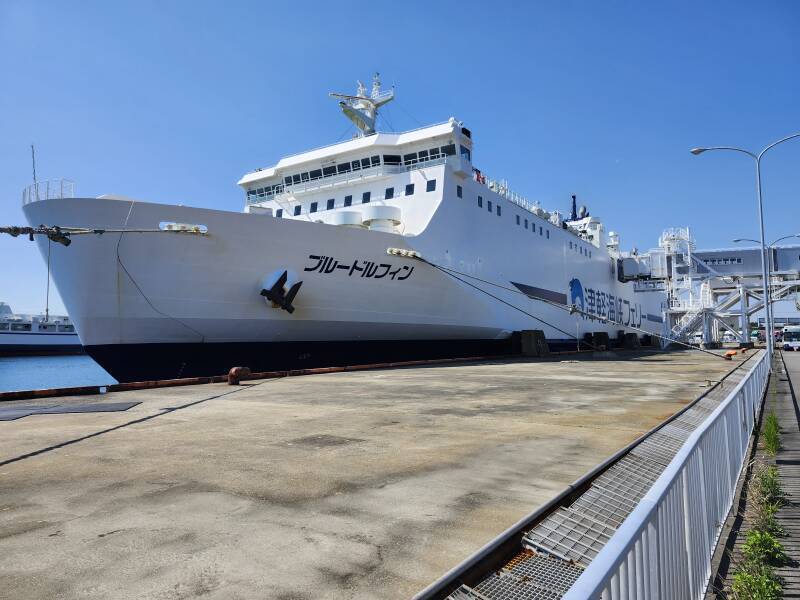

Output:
xmin=691 ymin=132 xmax=800 ymax=357
xmin=733 ymin=235 xmax=800 ymax=343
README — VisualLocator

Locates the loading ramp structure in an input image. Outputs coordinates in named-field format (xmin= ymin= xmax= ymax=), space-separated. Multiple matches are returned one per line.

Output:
xmin=653 ymin=229 xmax=800 ymax=347
xmin=417 ymin=350 xmax=770 ymax=600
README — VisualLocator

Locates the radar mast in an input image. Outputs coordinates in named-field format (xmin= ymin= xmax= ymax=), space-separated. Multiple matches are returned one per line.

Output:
xmin=330 ymin=73 xmax=395 ymax=137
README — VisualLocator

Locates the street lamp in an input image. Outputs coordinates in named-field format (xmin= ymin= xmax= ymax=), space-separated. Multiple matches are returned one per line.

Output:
xmin=733 ymin=234 xmax=800 ymax=341
xmin=690 ymin=132 xmax=800 ymax=357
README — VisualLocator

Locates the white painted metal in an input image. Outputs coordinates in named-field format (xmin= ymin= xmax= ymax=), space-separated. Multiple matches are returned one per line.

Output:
xmin=562 ymin=350 xmax=770 ymax=600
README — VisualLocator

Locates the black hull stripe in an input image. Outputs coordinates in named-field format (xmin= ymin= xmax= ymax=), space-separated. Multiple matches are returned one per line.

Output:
xmin=85 ymin=338 xmax=588 ymax=383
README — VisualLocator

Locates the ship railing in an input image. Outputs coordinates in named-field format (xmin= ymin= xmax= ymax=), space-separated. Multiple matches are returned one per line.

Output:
xmin=246 ymin=155 xmax=449 ymax=205
xmin=482 ymin=176 xmax=541 ymax=214
xmin=22 ymin=179 xmax=76 ymax=205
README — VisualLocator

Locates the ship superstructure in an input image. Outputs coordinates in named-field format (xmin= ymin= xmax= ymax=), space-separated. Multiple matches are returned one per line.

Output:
xmin=20 ymin=75 xmax=665 ymax=381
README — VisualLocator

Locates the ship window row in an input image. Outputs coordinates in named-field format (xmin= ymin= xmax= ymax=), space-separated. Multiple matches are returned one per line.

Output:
xmin=248 ymin=145 xmax=455 ymax=202
xmin=470 ymin=189 xmax=559 ymax=241
xmin=568 ymin=239 xmax=593 ymax=258
xmin=703 ymin=257 xmax=743 ymax=265
xmin=475 ymin=195 xmax=502 ymax=216
xmin=0 ymin=321 xmax=76 ymax=332
xmin=277 ymin=180 xmax=436 ymax=218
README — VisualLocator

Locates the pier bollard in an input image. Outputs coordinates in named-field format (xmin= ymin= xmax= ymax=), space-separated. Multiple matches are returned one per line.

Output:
xmin=228 ymin=366 xmax=251 ymax=385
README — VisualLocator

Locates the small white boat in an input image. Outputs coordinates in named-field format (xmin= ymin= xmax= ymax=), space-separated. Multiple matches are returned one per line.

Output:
xmin=0 ymin=302 xmax=81 ymax=356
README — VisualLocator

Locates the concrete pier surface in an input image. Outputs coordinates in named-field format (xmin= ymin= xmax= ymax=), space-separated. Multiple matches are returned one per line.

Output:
xmin=0 ymin=350 xmax=738 ymax=599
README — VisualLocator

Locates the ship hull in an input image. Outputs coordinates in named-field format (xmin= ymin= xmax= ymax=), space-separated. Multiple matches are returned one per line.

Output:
xmin=23 ymin=191 xmax=665 ymax=382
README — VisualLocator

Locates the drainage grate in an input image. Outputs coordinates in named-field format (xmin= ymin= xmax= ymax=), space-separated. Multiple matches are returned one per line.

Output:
xmin=523 ymin=508 xmax=616 ymax=565
xmin=473 ymin=571 xmax=561 ymax=600
xmin=569 ymin=486 xmax=636 ymax=529
xmin=503 ymin=551 xmax=583 ymax=593
xmin=448 ymin=585 xmax=492 ymax=600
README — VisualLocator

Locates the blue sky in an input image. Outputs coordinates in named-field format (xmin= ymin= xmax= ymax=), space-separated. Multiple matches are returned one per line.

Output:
xmin=1 ymin=0 xmax=798 ymax=313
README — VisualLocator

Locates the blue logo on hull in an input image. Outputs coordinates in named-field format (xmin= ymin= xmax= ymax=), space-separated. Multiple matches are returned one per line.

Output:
xmin=569 ymin=278 xmax=585 ymax=312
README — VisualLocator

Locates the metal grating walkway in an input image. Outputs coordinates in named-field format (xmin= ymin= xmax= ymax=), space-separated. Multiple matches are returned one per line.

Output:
xmin=447 ymin=357 xmax=755 ymax=599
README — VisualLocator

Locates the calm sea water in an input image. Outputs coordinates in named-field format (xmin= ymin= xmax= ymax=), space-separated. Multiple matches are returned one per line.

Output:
xmin=0 ymin=355 xmax=117 ymax=393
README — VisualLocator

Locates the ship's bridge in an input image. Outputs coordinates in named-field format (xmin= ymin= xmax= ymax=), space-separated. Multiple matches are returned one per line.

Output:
xmin=237 ymin=119 xmax=472 ymax=206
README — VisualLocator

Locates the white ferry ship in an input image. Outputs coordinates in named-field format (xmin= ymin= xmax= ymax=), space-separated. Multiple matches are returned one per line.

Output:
xmin=21 ymin=75 xmax=665 ymax=382
xmin=0 ymin=302 xmax=81 ymax=355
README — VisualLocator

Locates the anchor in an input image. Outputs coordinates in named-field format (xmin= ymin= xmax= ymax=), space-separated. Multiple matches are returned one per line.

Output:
xmin=260 ymin=270 xmax=302 ymax=314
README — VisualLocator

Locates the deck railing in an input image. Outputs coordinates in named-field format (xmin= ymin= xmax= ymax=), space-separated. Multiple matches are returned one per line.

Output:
xmin=563 ymin=350 xmax=770 ymax=600
xmin=22 ymin=179 xmax=76 ymax=205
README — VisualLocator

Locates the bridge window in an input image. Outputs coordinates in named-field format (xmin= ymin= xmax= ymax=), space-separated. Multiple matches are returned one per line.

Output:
xmin=351 ymin=160 xmax=361 ymax=171
xmin=344 ymin=195 xmax=352 ymax=207
xmin=460 ymin=145 xmax=471 ymax=162
xmin=310 ymin=169 xmax=322 ymax=180
xmin=300 ymin=172 xmax=310 ymax=182
xmin=323 ymin=166 xmax=336 ymax=177
xmin=361 ymin=192 xmax=370 ymax=204
xmin=426 ymin=179 xmax=436 ymax=192
xmin=371 ymin=155 xmax=380 ymax=166
xmin=310 ymin=202 xmax=318 ymax=213
xmin=403 ymin=153 xmax=417 ymax=164
xmin=327 ymin=199 xmax=335 ymax=210
xmin=405 ymin=184 xmax=414 ymax=196
xmin=337 ymin=163 xmax=351 ymax=174
xmin=383 ymin=154 xmax=401 ymax=165
xmin=418 ymin=150 xmax=429 ymax=161
xmin=276 ymin=209 xmax=283 ymax=218
xmin=441 ymin=144 xmax=456 ymax=156
xmin=284 ymin=176 xmax=292 ymax=186
xmin=361 ymin=158 xmax=371 ymax=169
xmin=294 ymin=206 xmax=301 ymax=216
xmin=292 ymin=174 xmax=301 ymax=184
xmin=385 ymin=187 xmax=394 ymax=199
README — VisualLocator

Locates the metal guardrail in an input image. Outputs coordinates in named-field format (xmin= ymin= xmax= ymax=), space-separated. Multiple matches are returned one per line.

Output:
xmin=562 ymin=350 xmax=770 ymax=600
xmin=21 ymin=179 xmax=75 ymax=205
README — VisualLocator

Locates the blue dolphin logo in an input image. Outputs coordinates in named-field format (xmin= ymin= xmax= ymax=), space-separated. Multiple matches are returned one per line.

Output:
xmin=569 ymin=278 xmax=585 ymax=312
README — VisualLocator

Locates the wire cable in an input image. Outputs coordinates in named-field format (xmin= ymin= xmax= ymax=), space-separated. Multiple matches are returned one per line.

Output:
xmin=416 ymin=257 xmax=603 ymax=351
xmin=415 ymin=257 xmax=731 ymax=360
